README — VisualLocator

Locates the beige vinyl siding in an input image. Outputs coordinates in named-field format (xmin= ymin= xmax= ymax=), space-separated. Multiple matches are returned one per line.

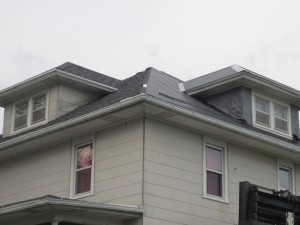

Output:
xmin=0 ymin=118 xmax=143 ymax=208
xmin=228 ymin=144 xmax=278 ymax=223
xmin=144 ymin=118 xmax=282 ymax=225
xmin=0 ymin=141 xmax=71 ymax=205
xmin=57 ymin=84 xmax=96 ymax=117
xmin=48 ymin=84 xmax=59 ymax=121
xmin=82 ymin=118 xmax=143 ymax=206
xmin=2 ymin=102 xmax=13 ymax=137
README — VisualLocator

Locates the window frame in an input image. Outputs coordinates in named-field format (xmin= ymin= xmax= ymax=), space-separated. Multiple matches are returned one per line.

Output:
xmin=277 ymin=159 xmax=295 ymax=194
xmin=252 ymin=92 xmax=291 ymax=137
xmin=203 ymin=137 xmax=228 ymax=203
xmin=70 ymin=133 xmax=95 ymax=199
xmin=12 ymin=92 xmax=49 ymax=133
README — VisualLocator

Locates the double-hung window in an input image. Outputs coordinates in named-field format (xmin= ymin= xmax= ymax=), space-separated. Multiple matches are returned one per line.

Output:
xmin=255 ymin=97 xmax=270 ymax=126
xmin=274 ymin=104 xmax=288 ymax=132
xmin=71 ymin=134 xmax=95 ymax=198
xmin=277 ymin=160 xmax=294 ymax=193
xmin=253 ymin=94 xmax=290 ymax=136
xmin=13 ymin=93 xmax=48 ymax=131
xmin=203 ymin=138 xmax=228 ymax=202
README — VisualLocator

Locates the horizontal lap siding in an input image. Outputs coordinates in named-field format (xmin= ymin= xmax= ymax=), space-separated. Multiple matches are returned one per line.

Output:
xmin=2 ymin=102 xmax=13 ymax=137
xmin=0 ymin=118 xmax=143 ymax=208
xmin=0 ymin=142 xmax=71 ymax=205
xmin=228 ymin=143 xmax=278 ymax=223
xmin=83 ymin=118 xmax=143 ymax=206
xmin=57 ymin=84 xmax=96 ymax=117
xmin=144 ymin=118 xmax=281 ymax=225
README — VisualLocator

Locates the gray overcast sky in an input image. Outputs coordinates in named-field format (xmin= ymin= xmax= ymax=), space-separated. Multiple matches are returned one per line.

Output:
xmin=1 ymin=0 xmax=300 ymax=133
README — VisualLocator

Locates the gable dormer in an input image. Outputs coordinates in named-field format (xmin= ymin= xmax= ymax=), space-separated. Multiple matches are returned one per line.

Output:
xmin=0 ymin=62 xmax=120 ymax=137
xmin=183 ymin=65 xmax=300 ymax=139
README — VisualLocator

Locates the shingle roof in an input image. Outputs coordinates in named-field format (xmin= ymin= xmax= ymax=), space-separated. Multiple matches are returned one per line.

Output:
xmin=57 ymin=62 xmax=122 ymax=88
xmin=0 ymin=63 xmax=298 ymax=145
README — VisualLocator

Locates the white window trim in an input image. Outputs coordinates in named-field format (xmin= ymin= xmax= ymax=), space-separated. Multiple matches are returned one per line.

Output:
xmin=252 ymin=92 xmax=292 ymax=138
xmin=70 ymin=133 xmax=95 ymax=199
xmin=203 ymin=136 xmax=228 ymax=203
xmin=11 ymin=91 xmax=49 ymax=134
xmin=277 ymin=159 xmax=295 ymax=194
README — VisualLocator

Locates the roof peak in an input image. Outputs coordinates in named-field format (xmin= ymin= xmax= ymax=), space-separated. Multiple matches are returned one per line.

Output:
xmin=230 ymin=64 xmax=244 ymax=72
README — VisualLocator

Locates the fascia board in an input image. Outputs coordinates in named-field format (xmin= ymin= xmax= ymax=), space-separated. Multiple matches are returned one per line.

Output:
xmin=0 ymin=197 xmax=143 ymax=216
xmin=185 ymin=71 xmax=244 ymax=95
xmin=244 ymin=72 xmax=300 ymax=100
xmin=0 ymin=69 xmax=57 ymax=105
xmin=186 ymin=71 xmax=300 ymax=101
xmin=56 ymin=69 xmax=118 ymax=92
xmin=0 ymin=94 xmax=300 ymax=155
xmin=0 ymin=69 xmax=118 ymax=106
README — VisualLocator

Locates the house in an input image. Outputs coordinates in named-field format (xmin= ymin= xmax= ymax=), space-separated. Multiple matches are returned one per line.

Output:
xmin=0 ymin=62 xmax=300 ymax=225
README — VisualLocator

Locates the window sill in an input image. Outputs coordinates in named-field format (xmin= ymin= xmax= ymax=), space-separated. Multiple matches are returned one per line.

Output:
xmin=70 ymin=191 xmax=94 ymax=200
xmin=203 ymin=195 xmax=229 ymax=204
xmin=253 ymin=123 xmax=292 ymax=139
xmin=10 ymin=120 xmax=48 ymax=136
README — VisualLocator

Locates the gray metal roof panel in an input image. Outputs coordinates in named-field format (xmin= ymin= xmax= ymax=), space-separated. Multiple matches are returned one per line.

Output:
xmin=184 ymin=65 xmax=242 ymax=92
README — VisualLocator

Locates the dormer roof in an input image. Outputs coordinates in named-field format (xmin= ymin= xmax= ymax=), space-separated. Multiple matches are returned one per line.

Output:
xmin=0 ymin=62 xmax=121 ymax=107
xmin=184 ymin=65 xmax=300 ymax=106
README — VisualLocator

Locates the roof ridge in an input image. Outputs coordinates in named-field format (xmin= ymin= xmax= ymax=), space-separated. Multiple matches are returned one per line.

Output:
xmin=147 ymin=67 xmax=183 ymax=82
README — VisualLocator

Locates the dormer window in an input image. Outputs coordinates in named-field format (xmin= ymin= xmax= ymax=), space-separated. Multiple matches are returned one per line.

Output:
xmin=274 ymin=104 xmax=288 ymax=132
xmin=13 ymin=93 xmax=48 ymax=132
xmin=253 ymin=93 xmax=291 ymax=136
xmin=14 ymin=101 xmax=29 ymax=130
xmin=255 ymin=97 xmax=270 ymax=126
xmin=32 ymin=94 xmax=47 ymax=124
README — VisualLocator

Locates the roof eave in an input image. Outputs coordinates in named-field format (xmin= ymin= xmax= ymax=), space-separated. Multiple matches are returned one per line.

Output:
xmin=185 ymin=71 xmax=300 ymax=105
xmin=0 ymin=196 xmax=143 ymax=216
xmin=0 ymin=195 xmax=142 ymax=225
xmin=0 ymin=94 xmax=300 ymax=156
xmin=0 ymin=69 xmax=118 ymax=107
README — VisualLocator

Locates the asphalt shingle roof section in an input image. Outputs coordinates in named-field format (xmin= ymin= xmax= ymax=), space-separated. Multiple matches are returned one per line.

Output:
xmin=0 ymin=63 xmax=299 ymax=146
xmin=183 ymin=65 xmax=244 ymax=92
xmin=57 ymin=62 xmax=122 ymax=88
xmin=145 ymin=68 xmax=251 ymax=127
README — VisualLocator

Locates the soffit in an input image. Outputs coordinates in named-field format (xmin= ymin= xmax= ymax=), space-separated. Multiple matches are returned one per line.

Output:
xmin=187 ymin=72 xmax=300 ymax=107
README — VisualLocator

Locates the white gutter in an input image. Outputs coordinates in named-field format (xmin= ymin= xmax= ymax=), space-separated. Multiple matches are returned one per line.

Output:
xmin=186 ymin=71 xmax=300 ymax=100
xmin=0 ymin=68 xmax=57 ymax=97
xmin=56 ymin=69 xmax=118 ymax=92
xmin=0 ymin=94 xmax=145 ymax=150
xmin=145 ymin=96 xmax=300 ymax=153
xmin=1 ymin=94 xmax=300 ymax=154
xmin=0 ymin=197 xmax=143 ymax=215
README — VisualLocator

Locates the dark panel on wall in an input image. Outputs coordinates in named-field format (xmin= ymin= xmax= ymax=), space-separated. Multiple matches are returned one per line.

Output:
xmin=291 ymin=104 xmax=300 ymax=136
xmin=204 ymin=86 xmax=253 ymax=125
